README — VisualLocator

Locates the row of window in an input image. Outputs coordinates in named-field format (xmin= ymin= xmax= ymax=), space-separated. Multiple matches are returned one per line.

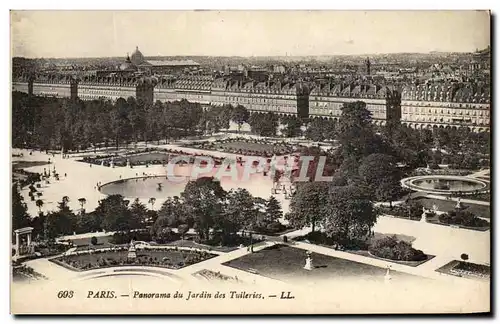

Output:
xmin=402 ymin=100 xmax=490 ymax=107
xmin=402 ymin=107 xmax=489 ymax=116
xmin=402 ymin=115 xmax=489 ymax=125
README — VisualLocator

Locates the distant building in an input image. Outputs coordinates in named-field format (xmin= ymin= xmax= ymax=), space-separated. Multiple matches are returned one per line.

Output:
xmin=401 ymin=82 xmax=490 ymax=131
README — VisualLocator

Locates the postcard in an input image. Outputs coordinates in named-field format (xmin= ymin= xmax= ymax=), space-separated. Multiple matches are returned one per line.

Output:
xmin=10 ymin=10 xmax=491 ymax=314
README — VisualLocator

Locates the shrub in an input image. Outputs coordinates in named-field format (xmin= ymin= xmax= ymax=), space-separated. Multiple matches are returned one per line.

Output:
xmin=90 ymin=236 xmax=98 ymax=246
xmin=439 ymin=210 xmax=489 ymax=228
xmin=369 ymin=235 xmax=427 ymax=262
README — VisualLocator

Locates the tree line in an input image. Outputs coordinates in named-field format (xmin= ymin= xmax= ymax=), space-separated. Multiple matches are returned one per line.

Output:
xmin=12 ymin=177 xmax=284 ymax=245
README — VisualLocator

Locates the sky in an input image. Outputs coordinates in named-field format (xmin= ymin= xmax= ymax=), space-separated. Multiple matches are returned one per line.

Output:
xmin=10 ymin=10 xmax=491 ymax=58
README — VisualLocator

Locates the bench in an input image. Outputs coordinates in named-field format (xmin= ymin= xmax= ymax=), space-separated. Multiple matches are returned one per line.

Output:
xmin=248 ymin=268 xmax=258 ymax=274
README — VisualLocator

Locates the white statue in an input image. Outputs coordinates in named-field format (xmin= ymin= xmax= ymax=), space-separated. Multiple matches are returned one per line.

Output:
xmin=421 ymin=207 xmax=427 ymax=222
xmin=384 ymin=265 xmax=392 ymax=282
xmin=303 ymin=251 xmax=313 ymax=271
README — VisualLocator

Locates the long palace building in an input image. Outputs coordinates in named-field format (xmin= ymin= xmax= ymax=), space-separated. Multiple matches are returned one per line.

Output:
xmin=12 ymin=48 xmax=490 ymax=132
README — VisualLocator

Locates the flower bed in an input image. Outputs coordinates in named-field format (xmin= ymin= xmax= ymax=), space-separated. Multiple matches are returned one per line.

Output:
xmin=437 ymin=260 xmax=490 ymax=280
xmin=368 ymin=235 xmax=427 ymax=262
xmin=184 ymin=138 xmax=302 ymax=157
xmin=438 ymin=210 xmax=489 ymax=228
xmin=194 ymin=269 xmax=240 ymax=282
xmin=50 ymin=247 xmax=217 ymax=271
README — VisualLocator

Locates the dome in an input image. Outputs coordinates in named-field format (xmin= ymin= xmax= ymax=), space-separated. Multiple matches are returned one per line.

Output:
xmin=119 ymin=55 xmax=137 ymax=72
xmin=130 ymin=46 xmax=145 ymax=65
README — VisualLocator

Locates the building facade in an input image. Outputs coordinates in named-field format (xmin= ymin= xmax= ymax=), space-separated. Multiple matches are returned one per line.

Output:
xmin=400 ymin=82 xmax=490 ymax=132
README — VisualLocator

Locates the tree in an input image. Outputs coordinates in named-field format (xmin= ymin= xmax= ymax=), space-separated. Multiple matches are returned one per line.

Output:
xmin=406 ymin=200 xmax=423 ymax=220
xmin=181 ymin=177 xmax=226 ymax=241
xmin=148 ymin=197 xmax=156 ymax=210
xmin=304 ymin=118 xmax=337 ymax=142
xmin=95 ymin=195 xmax=137 ymax=232
xmin=265 ymin=196 xmax=282 ymax=223
xmin=222 ymin=188 xmax=256 ymax=240
xmin=322 ymin=185 xmax=378 ymax=244
xmin=12 ymin=184 xmax=31 ymax=231
xmin=287 ymin=182 xmax=331 ymax=232
xmin=78 ymin=197 xmax=86 ymax=210
xmin=130 ymin=198 xmax=148 ymax=227
xmin=230 ymin=105 xmax=249 ymax=132
xmin=156 ymin=196 xmax=186 ymax=229
xmin=248 ymin=112 xmax=278 ymax=137
xmin=283 ymin=116 xmax=303 ymax=138
xmin=36 ymin=199 xmax=44 ymax=214
xmin=177 ymin=224 xmax=190 ymax=240
xmin=358 ymin=153 xmax=403 ymax=204
xmin=61 ymin=196 xmax=70 ymax=207
xmin=337 ymin=101 xmax=381 ymax=160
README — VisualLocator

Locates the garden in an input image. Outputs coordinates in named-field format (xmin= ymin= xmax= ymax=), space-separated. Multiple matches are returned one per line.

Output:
xmin=292 ymin=231 xmax=432 ymax=266
xmin=435 ymin=210 xmax=489 ymax=230
xmin=437 ymin=260 xmax=490 ymax=280
xmin=223 ymin=244 xmax=418 ymax=282
xmin=50 ymin=246 xmax=217 ymax=271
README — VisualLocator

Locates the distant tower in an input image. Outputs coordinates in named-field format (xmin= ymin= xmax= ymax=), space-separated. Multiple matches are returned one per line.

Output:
xmin=70 ymin=76 xmax=79 ymax=101
xmin=365 ymin=57 xmax=371 ymax=75
xmin=27 ymin=74 xmax=34 ymax=98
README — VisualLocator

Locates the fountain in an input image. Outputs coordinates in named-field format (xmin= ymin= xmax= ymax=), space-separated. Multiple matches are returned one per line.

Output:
xmin=455 ymin=197 xmax=465 ymax=210
xmin=402 ymin=175 xmax=489 ymax=196
xmin=127 ymin=240 xmax=137 ymax=260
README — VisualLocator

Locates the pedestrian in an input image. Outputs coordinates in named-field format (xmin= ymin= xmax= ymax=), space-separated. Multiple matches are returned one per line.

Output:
xmin=64 ymin=173 xmax=67 ymax=177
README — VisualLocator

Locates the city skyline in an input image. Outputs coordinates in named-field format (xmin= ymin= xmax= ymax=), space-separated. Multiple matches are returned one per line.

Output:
xmin=11 ymin=10 xmax=490 ymax=58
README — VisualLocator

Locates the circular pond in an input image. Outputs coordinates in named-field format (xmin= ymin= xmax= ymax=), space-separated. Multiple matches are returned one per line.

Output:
xmin=99 ymin=176 xmax=189 ymax=199
xmin=401 ymin=176 xmax=489 ymax=195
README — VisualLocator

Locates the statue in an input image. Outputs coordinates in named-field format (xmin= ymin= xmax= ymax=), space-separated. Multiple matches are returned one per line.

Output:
xmin=384 ymin=265 xmax=392 ymax=282
xmin=126 ymin=159 xmax=131 ymax=168
xmin=421 ymin=207 xmax=427 ymax=223
xmin=303 ymin=251 xmax=313 ymax=271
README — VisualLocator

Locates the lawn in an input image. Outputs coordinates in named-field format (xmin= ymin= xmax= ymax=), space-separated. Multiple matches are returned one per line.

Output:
xmin=414 ymin=197 xmax=490 ymax=219
xmin=12 ymin=161 xmax=50 ymax=169
xmin=293 ymin=232 xmax=433 ymax=267
xmin=216 ymin=141 xmax=289 ymax=153
xmin=223 ymin=244 xmax=419 ymax=283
